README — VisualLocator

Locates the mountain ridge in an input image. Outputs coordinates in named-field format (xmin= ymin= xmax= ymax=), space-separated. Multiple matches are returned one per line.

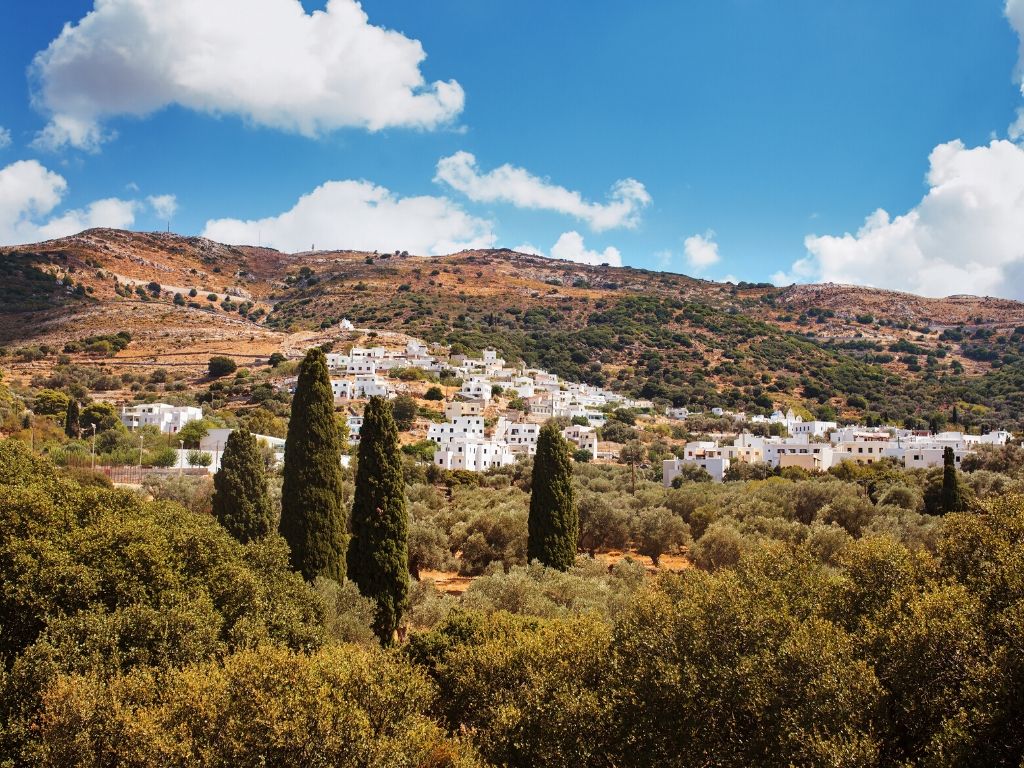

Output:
xmin=2 ymin=228 xmax=1023 ymax=430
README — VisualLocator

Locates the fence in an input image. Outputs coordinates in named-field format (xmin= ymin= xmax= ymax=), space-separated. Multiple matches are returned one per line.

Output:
xmin=96 ymin=465 xmax=210 ymax=485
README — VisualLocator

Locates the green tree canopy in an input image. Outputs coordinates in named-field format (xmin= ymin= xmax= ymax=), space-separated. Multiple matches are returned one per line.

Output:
xmin=212 ymin=428 xmax=273 ymax=543
xmin=63 ymin=398 xmax=80 ymax=438
xmin=280 ymin=348 xmax=347 ymax=581
xmin=348 ymin=396 xmax=409 ymax=643
xmin=527 ymin=423 xmax=578 ymax=570
xmin=940 ymin=446 xmax=967 ymax=514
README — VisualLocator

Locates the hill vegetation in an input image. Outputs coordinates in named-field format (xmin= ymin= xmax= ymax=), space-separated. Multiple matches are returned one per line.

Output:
xmin=3 ymin=438 xmax=1024 ymax=765
xmin=2 ymin=229 xmax=1024 ymax=431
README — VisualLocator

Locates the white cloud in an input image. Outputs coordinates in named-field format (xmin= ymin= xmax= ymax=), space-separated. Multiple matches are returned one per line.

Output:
xmin=682 ymin=230 xmax=720 ymax=270
xmin=202 ymin=179 xmax=495 ymax=254
xmin=30 ymin=0 xmax=464 ymax=150
xmin=782 ymin=139 xmax=1024 ymax=299
xmin=0 ymin=127 xmax=11 ymax=150
xmin=435 ymin=151 xmax=650 ymax=231
xmin=147 ymin=193 xmax=178 ymax=220
xmin=0 ymin=159 xmax=138 ymax=244
xmin=548 ymin=231 xmax=622 ymax=267
xmin=513 ymin=242 xmax=546 ymax=257
xmin=33 ymin=197 xmax=138 ymax=241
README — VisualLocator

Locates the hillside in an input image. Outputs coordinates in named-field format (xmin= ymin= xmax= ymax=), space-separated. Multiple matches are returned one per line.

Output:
xmin=2 ymin=228 xmax=1023 ymax=430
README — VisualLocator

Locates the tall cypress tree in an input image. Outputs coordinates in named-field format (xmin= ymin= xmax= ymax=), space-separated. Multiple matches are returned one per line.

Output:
xmin=940 ymin=446 xmax=966 ymax=514
xmin=527 ymin=423 xmax=578 ymax=570
xmin=280 ymin=348 xmax=347 ymax=581
xmin=347 ymin=396 xmax=409 ymax=644
xmin=64 ymin=399 xmax=80 ymax=438
xmin=212 ymin=428 xmax=273 ymax=543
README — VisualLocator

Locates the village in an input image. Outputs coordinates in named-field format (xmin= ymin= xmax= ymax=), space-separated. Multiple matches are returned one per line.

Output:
xmin=114 ymin=321 xmax=1014 ymax=482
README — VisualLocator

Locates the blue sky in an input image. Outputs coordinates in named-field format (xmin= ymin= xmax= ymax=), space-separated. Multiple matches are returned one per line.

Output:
xmin=1 ymin=1 xmax=1023 ymax=296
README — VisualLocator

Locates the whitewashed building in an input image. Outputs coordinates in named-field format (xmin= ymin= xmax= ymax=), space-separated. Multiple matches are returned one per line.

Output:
xmin=790 ymin=420 xmax=837 ymax=438
xmin=495 ymin=419 xmax=541 ymax=455
xmin=663 ymin=455 xmax=730 ymax=484
xmin=444 ymin=400 xmax=485 ymax=420
xmin=121 ymin=403 xmax=203 ymax=434
xmin=562 ymin=424 xmax=598 ymax=459
xmin=459 ymin=376 xmax=493 ymax=402
xmin=428 ymin=416 xmax=486 ymax=444
xmin=433 ymin=436 xmax=515 ymax=472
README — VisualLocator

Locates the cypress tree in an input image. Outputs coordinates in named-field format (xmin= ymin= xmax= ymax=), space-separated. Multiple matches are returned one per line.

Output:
xmin=212 ymin=428 xmax=273 ymax=543
xmin=940 ymin=446 xmax=966 ymax=514
xmin=64 ymin=399 xmax=80 ymax=438
xmin=527 ymin=423 xmax=578 ymax=570
xmin=347 ymin=396 xmax=409 ymax=644
xmin=280 ymin=348 xmax=347 ymax=581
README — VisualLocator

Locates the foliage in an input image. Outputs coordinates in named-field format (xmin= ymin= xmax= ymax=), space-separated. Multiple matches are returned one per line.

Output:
xmin=280 ymin=348 xmax=347 ymax=581
xmin=348 ymin=396 xmax=410 ymax=644
xmin=79 ymin=401 xmax=120 ymax=432
xmin=212 ymin=428 xmax=273 ymax=543
xmin=186 ymin=448 xmax=212 ymax=467
xmin=527 ymin=424 xmax=578 ymax=570
xmin=63 ymin=398 xmax=79 ymax=438
xmin=33 ymin=389 xmax=70 ymax=416
xmin=390 ymin=393 xmax=418 ymax=431
xmin=207 ymin=355 xmax=237 ymax=378
xmin=940 ymin=446 xmax=967 ymax=514
xmin=176 ymin=418 xmax=211 ymax=448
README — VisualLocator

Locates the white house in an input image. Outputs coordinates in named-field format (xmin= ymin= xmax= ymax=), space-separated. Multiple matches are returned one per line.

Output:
xmin=561 ymin=424 xmax=598 ymax=458
xmin=347 ymin=360 xmax=378 ymax=375
xmin=353 ymin=374 xmax=392 ymax=399
xmin=720 ymin=433 xmax=767 ymax=464
xmin=663 ymin=456 xmax=730 ymax=484
xmin=790 ymin=420 xmax=837 ymax=438
xmin=331 ymin=375 xmax=392 ymax=401
xmin=764 ymin=436 xmax=835 ymax=470
xmin=325 ymin=353 xmax=351 ymax=371
xmin=902 ymin=446 xmax=969 ymax=470
xmin=427 ymin=416 xmax=486 ymax=444
xmin=433 ymin=436 xmax=516 ymax=472
xmin=121 ymin=403 xmax=203 ymax=434
xmin=459 ymin=376 xmax=493 ymax=402
xmin=494 ymin=419 xmax=541 ymax=455
xmin=444 ymin=400 xmax=484 ymax=420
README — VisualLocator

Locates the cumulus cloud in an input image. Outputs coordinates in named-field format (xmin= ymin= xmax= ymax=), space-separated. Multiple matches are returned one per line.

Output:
xmin=512 ymin=242 xmax=546 ymax=257
xmin=0 ymin=127 xmax=11 ymax=150
xmin=33 ymin=198 xmax=138 ymax=241
xmin=435 ymin=151 xmax=650 ymax=231
xmin=0 ymin=159 xmax=139 ymax=244
xmin=682 ymin=230 xmax=721 ymax=271
xmin=30 ymin=0 xmax=464 ymax=150
xmin=147 ymin=193 xmax=177 ymax=220
xmin=549 ymin=231 xmax=622 ymax=267
xmin=202 ymin=179 xmax=495 ymax=254
xmin=779 ymin=139 xmax=1024 ymax=298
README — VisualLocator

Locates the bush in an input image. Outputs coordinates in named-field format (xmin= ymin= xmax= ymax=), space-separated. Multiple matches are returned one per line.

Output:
xmin=208 ymin=356 xmax=237 ymax=378
xmin=187 ymin=449 xmax=213 ymax=468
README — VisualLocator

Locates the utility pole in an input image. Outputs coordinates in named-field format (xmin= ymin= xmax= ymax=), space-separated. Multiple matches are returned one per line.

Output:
xmin=179 ymin=439 xmax=184 ymax=476
xmin=90 ymin=424 xmax=97 ymax=470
